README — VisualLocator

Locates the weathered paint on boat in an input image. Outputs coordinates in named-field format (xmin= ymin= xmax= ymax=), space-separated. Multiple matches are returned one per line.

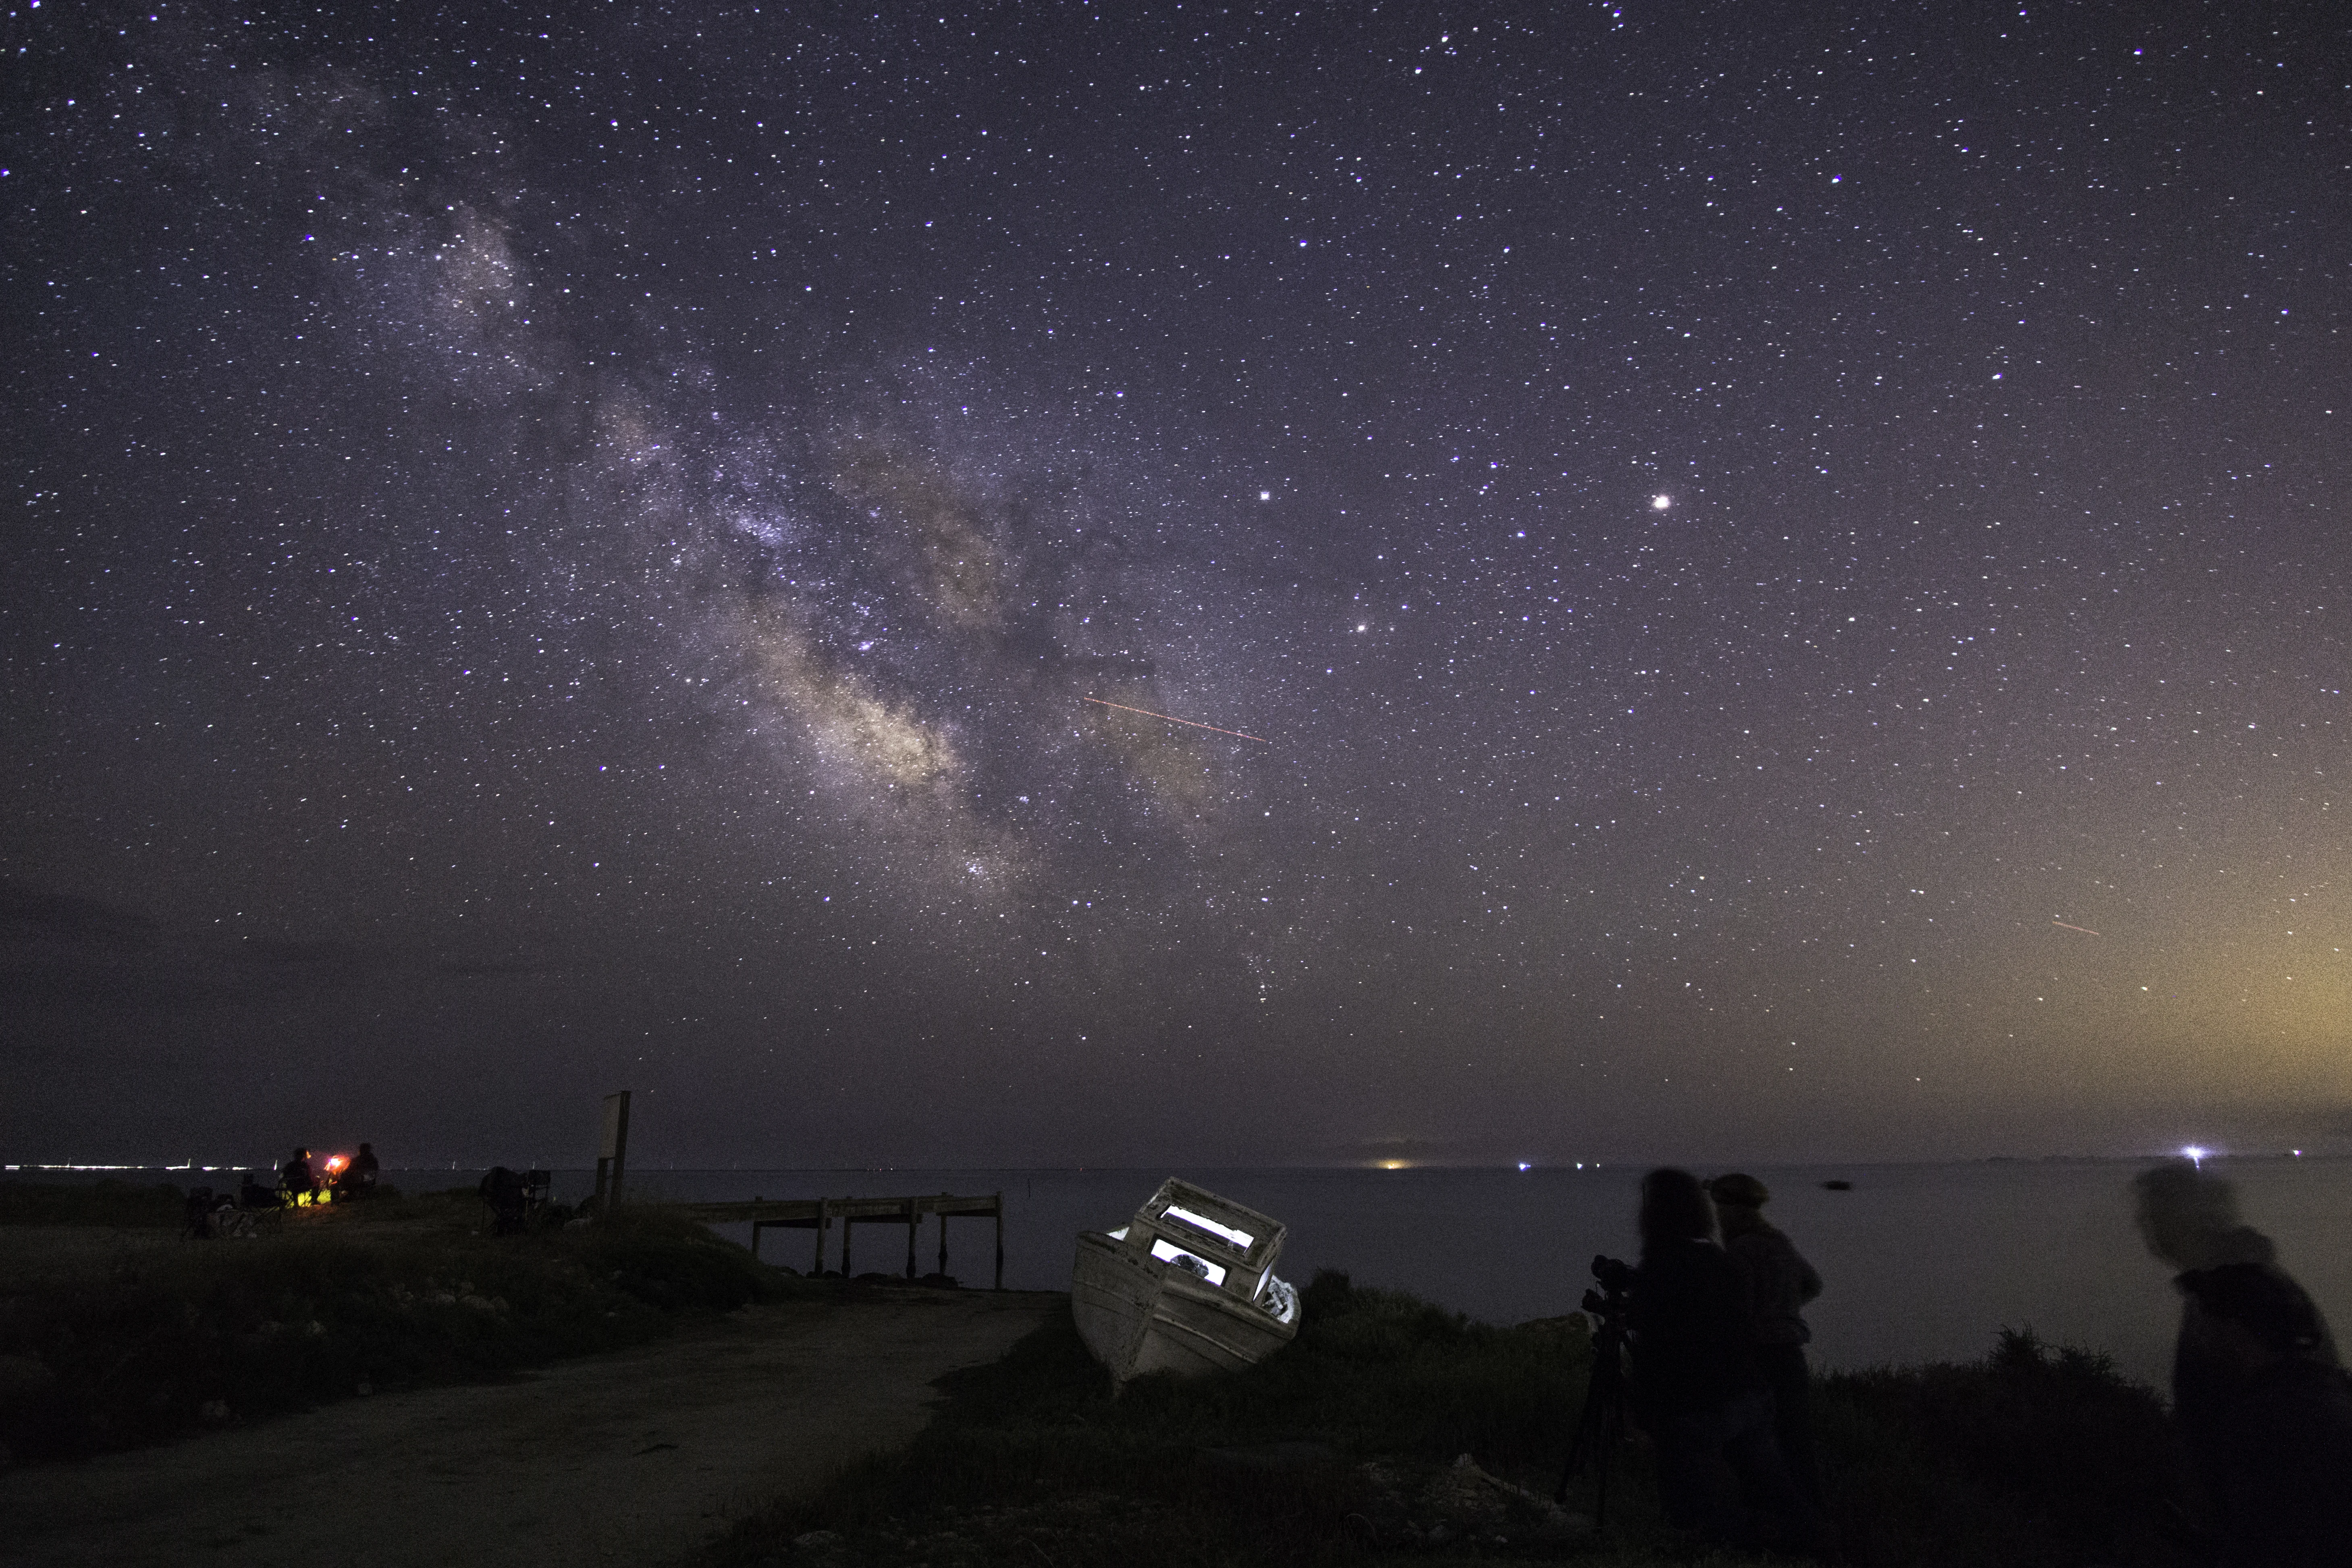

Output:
xmin=1070 ymin=1178 xmax=1299 ymax=1389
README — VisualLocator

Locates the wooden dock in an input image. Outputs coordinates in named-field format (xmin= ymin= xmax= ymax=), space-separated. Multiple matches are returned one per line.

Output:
xmin=687 ymin=1192 xmax=1005 ymax=1288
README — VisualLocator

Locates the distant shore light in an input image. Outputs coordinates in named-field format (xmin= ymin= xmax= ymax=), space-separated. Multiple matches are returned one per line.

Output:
xmin=1651 ymin=494 xmax=1671 ymax=510
xmin=2182 ymin=1145 xmax=2209 ymax=1167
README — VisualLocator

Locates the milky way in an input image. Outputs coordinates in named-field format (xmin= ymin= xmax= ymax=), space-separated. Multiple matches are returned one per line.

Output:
xmin=5 ymin=1 xmax=2346 ymax=1167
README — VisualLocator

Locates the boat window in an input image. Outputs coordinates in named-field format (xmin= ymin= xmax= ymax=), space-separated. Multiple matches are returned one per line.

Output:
xmin=1149 ymin=1238 xmax=1229 ymax=1287
xmin=1161 ymin=1203 xmax=1254 ymax=1250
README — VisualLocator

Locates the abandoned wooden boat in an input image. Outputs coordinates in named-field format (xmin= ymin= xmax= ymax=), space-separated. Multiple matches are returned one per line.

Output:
xmin=1070 ymin=1177 xmax=1300 ymax=1389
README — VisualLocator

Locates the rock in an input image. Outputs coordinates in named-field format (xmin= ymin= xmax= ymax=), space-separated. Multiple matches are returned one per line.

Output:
xmin=1529 ymin=1510 xmax=1596 ymax=1543
xmin=790 ymin=1529 xmax=841 ymax=1551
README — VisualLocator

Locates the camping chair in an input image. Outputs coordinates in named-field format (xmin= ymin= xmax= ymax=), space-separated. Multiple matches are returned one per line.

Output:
xmin=479 ymin=1167 xmax=553 ymax=1234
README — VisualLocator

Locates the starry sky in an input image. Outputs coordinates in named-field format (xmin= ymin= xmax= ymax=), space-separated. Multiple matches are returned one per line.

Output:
xmin=5 ymin=0 xmax=2348 ymax=1170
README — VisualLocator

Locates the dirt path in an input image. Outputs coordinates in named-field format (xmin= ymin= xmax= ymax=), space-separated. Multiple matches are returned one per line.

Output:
xmin=1 ymin=1289 xmax=1061 ymax=1568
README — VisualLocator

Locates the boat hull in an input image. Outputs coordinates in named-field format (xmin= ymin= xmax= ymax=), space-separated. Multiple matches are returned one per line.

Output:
xmin=1072 ymin=1229 xmax=1298 ymax=1388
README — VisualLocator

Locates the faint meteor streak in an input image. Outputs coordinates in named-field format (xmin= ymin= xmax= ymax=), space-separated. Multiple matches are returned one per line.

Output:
xmin=1083 ymin=697 xmax=1269 ymax=744
xmin=2052 ymin=920 xmax=2102 ymax=937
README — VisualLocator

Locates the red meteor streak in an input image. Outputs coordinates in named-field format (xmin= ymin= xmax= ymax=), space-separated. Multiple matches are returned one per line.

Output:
xmin=2052 ymin=920 xmax=2102 ymax=937
xmin=1083 ymin=697 xmax=1269 ymax=744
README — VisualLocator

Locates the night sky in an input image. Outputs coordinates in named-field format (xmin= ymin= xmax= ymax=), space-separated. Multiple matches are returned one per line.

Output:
xmin=6 ymin=1 xmax=2347 ymax=1170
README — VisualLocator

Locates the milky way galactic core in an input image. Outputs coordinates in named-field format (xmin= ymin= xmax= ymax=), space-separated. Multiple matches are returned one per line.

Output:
xmin=4 ymin=1 xmax=2346 ymax=1166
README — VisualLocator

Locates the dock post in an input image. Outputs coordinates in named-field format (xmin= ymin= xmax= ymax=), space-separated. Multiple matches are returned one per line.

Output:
xmin=592 ymin=1090 xmax=632 ymax=1212
xmin=994 ymin=1191 xmax=1004 ymax=1291
xmin=842 ymin=1210 xmax=854 ymax=1277
xmin=812 ymin=1199 xmax=828 ymax=1276
xmin=937 ymin=1193 xmax=950 ymax=1277
xmin=904 ymin=1197 xmax=918 ymax=1279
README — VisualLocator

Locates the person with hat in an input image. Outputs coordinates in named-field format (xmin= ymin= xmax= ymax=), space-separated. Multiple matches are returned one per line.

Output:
xmin=1706 ymin=1172 xmax=1825 ymax=1511
xmin=1625 ymin=1167 xmax=1819 ymax=1549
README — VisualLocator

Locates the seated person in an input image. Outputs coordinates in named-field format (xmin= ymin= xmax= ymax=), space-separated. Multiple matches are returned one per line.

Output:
xmin=239 ymin=1171 xmax=278 ymax=1209
xmin=280 ymin=1147 xmax=318 ymax=1204
xmin=478 ymin=1165 xmax=530 ymax=1235
xmin=335 ymin=1142 xmax=382 ymax=1197
xmin=183 ymin=1186 xmax=220 ymax=1238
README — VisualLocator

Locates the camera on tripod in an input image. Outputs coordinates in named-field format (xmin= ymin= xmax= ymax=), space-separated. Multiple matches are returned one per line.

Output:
xmin=1558 ymin=1253 xmax=1636 ymax=1523
xmin=1583 ymin=1253 xmax=1635 ymax=1317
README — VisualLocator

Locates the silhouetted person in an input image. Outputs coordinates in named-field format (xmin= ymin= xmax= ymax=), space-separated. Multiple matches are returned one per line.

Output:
xmin=183 ymin=1186 xmax=224 ymax=1238
xmin=1627 ymin=1167 xmax=1814 ymax=1548
xmin=479 ymin=1165 xmax=529 ymax=1235
xmin=2177 ymin=1263 xmax=2352 ymax=1566
xmin=1709 ymin=1172 xmax=1825 ymax=1512
xmin=2134 ymin=1160 xmax=2350 ymax=1565
xmin=337 ymin=1142 xmax=380 ymax=1197
xmin=239 ymin=1170 xmax=277 ymax=1210
xmin=280 ymin=1147 xmax=316 ymax=1204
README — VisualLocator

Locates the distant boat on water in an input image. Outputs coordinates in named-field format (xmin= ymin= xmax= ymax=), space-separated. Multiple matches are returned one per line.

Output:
xmin=1070 ymin=1178 xmax=1299 ymax=1390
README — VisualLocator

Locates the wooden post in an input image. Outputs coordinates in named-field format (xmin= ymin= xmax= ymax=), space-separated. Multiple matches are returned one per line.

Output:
xmin=994 ymin=1191 xmax=1004 ymax=1290
xmin=841 ymin=1210 xmax=854 ymax=1277
xmin=595 ymin=1091 xmax=632 ymax=1211
xmin=812 ymin=1199 xmax=828 ymax=1275
xmin=937 ymin=1193 xmax=950 ymax=1278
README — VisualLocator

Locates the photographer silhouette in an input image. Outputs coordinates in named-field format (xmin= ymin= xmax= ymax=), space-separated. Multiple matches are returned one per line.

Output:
xmin=1625 ymin=1168 xmax=1816 ymax=1548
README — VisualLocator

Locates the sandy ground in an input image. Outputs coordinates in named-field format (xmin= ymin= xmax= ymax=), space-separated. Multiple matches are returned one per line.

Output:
xmin=0 ymin=1288 xmax=1061 ymax=1568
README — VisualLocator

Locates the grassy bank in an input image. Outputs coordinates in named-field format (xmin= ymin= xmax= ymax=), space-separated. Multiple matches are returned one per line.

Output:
xmin=0 ymin=1188 xmax=792 ymax=1466
xmin=715 ymin=1271 xmax=2202 ymax=1568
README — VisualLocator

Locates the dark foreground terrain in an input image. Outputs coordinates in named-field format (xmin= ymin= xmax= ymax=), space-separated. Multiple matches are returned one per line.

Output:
xmin=0 ymin=1187 xmax=2206 ymax=1567
xmin=716 ymin=1273 xmax=2204 ymax=1568
xmin=0 ymin=1182 xmax=800 ymax=1464
xmin=0 ymin=1287 xmax=1057 ymax=1568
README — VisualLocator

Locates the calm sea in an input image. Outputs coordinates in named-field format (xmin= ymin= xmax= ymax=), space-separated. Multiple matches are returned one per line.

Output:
xmin=566 ymin=1158 xmax=2351 ymax=1390
xmin=22 ymin=1159 xmax=2348 ymax=1391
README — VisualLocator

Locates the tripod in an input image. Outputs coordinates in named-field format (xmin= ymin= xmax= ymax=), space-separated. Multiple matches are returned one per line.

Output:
xmin=1555 ymin=1303 xmax=1631 ymax=1528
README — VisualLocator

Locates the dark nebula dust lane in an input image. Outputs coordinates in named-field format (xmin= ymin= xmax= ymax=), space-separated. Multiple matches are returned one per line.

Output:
xmin=4 ymin=1 xmax=2347 ymax=1167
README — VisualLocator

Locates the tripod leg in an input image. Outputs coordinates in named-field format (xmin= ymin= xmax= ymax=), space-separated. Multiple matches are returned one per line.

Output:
xmin=1594 ymin=1402 xmax=1614 ymax=1530
xmin=1555 ymin=1425 xmax=1584 ymax=1503
xmin=1557 ymin=1371 xmax=1603 ymax=1502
